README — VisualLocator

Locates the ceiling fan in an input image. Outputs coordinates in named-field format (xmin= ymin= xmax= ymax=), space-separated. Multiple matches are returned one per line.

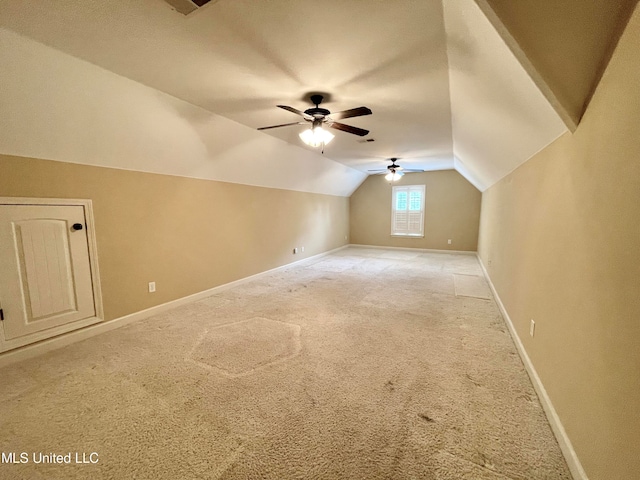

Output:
xmin=258 ymin=94 xmax=372 ymax=148
xmin=368 ymin=158 xmax=425 ymax=182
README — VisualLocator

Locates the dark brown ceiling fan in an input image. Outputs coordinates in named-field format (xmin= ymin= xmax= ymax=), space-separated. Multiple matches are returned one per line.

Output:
xmin=368 ymin=158 xmax=425 ymax=181
xmin=258 ymin=94 xmax=372 ymax=137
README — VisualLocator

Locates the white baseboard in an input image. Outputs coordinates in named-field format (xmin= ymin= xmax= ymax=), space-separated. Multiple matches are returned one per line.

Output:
xmin=349 ymin=243 xmax=477 ymax=255
xmin=0 ymin=245 xmax=348 ymax=368
xmin=477 ymin=255 xmax=588 ymax=480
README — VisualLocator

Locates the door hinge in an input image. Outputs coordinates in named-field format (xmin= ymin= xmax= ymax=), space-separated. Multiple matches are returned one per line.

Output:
xmin=0 ymin=308 xmax=4 ymax=321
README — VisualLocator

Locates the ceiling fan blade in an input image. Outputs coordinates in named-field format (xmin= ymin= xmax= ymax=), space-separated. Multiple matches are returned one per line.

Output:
xmin=257 ymin=121 xmax=305 ymax=131
xmin=367 ymin=169 xmax=387 ymax=173
xmin=277 ymin=105 xmax=313 ymax=120
xmin=329 ymin=106 xmax=372 ymax=120
xmin=328 ymin=122 xmax=370 ymax=137
xmin=402 ymin=168 xmax=425 ymax=172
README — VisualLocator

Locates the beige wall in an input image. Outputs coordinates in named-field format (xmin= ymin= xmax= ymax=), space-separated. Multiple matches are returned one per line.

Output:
xmin=485 ymin=0 xmax=637 ymax=124
xmin=478 ymin=5 xmax=640 ymax=479
xmin=0 ymin=28 xmax=366 ymax=197
xmin=0 ymin=154 xmax=349 ymax=322
xmin=350 ymin=170 xmax=481 ymax=251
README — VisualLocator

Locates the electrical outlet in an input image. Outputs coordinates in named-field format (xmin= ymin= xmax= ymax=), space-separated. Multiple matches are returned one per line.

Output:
xmin=301 ymin=246 xmax=305 ymax=252
xmin=447 ymin=239 xmax=452 ymax=245
xmin=530 ymin=319 xmax=535 ymax=337
xmin=148 ymin=281 xmax=156 ymax=293
xmin=293 ymin=247 xmax=298 ymax=254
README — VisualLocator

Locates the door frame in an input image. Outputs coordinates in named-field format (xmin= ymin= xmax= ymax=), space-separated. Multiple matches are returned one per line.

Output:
xmin=0 ymin=197 xmax=104 ymax=352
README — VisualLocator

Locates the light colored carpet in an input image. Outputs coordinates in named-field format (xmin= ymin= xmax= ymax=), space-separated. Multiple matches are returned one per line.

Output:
xmin=0 ymin=247 xmax=571 ymax=479
xmin=454 ymin=274 xmax=492 ymax=299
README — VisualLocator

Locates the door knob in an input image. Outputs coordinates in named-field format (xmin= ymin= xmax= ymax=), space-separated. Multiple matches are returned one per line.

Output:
xmin=72 ymin=223 xmax=84 ymax=231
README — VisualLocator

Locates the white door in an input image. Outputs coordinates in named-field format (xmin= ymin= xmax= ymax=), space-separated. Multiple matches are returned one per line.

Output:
xmin=0 ymin=205 xmax=96 ymax=341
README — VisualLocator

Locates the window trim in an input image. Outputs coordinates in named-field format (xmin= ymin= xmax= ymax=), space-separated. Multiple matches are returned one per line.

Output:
xmin=390 ymin=184 xmax=425 ymax=237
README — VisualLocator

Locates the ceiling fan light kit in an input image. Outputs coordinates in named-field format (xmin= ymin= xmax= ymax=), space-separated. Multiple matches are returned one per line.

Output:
xmin=385 ymin=170 xmax=404 ymax=182
xmin=299 ymin=123 xmax=335 ymax=148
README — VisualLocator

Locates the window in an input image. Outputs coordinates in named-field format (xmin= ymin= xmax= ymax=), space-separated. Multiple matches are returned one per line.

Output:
xmin=391 ymin=185 xmax=425 ymax=236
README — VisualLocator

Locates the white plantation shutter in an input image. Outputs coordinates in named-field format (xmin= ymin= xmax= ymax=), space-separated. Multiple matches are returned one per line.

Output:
xmin=391 ymin=185 xmax=425 ymax=236
xmin=394 ymin=210 xmax=408 ymax=233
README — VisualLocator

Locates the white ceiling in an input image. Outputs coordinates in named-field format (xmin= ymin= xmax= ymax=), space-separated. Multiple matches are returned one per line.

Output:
xmin=0 ymin=0 xmax=567 ymax=191
xmin=444 ymin=1 xmax=568 ymax=190
xmin=0 ymin=27 xmax=367 ymax=197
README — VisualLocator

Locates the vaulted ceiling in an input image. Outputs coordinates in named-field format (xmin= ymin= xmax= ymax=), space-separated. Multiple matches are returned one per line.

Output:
xmin=0 ymin=0 xmax=633 ymax=193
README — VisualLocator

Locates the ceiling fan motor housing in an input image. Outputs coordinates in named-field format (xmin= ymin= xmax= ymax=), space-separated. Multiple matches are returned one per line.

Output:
xmin=305 ymin=107 xmax=331 ymax=118
xmin=305 ymin=94 xmax=331 ymax=118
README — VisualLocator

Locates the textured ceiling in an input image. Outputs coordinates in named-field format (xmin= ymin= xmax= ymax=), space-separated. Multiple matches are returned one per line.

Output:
xmin=0 ymin=0 xmax=578 ymax=191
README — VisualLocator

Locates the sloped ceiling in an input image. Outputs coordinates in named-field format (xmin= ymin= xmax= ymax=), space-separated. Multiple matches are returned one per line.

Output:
xmin=444 ymin=1 xmax=566 ymax=190
xmin=482 ymin=0 xmax=638 ymax=126
xmin=0 ymin=27 xmax=367 ymax=197
xmin=0 ymin=0 xmax=625 ymax=194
